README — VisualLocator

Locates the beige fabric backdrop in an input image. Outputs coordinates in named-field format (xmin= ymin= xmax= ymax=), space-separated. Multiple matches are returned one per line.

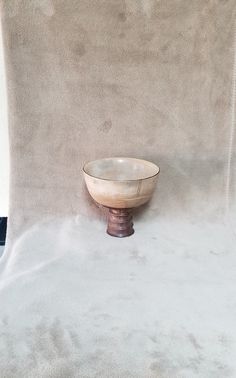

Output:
xmin=1 ymin=0 xmax=236 ymax=245
xmin=1 ymin=1 xmax=236 ymax=377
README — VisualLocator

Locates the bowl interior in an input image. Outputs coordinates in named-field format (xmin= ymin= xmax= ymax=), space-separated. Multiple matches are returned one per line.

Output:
xmin=83 ymin=158 xmax=159 ymax=181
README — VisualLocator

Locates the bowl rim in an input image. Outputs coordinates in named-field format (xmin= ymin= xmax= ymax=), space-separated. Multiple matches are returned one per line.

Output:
xmin=82 ymin=157 xmax=160 ymax=182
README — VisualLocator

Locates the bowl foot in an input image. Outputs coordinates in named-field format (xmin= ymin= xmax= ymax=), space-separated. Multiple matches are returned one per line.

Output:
xmin=107 ymin=208 xmax=134 ymax=237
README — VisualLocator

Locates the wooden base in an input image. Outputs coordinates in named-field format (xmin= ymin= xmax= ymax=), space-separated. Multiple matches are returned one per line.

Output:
xmin=107 ymin=208 xmax=134 ymax=237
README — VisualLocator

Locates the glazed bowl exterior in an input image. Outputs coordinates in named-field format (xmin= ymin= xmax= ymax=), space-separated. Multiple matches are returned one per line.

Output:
xmin=83 ymin=158 xmax=159 ymax=209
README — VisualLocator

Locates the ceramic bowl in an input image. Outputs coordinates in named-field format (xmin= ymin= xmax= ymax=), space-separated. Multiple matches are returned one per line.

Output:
xmin=83 ymin=157 xmax=159 ymax=209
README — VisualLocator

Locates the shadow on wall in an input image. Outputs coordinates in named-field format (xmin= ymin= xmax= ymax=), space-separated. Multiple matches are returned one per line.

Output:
xmin=133 ymin=156 xmax=226 ymax=222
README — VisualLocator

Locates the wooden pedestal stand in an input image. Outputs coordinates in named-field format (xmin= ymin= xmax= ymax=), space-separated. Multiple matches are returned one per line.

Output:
xmin=107 ymin=208 xmax=134 ymax=237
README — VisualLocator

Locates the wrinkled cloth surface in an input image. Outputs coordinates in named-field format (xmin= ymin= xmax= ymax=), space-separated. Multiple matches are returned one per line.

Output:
xmin=1 ymin=0 xmax=236 ymax=377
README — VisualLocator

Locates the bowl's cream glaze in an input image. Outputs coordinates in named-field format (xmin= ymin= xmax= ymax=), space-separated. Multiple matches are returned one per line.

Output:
xmin=83 ymin=157 xmax=159 ymax=209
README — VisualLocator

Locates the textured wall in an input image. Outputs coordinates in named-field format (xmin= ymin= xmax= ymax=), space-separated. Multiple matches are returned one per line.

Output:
xmin=1 ymin=0 xmax=236 ymax=241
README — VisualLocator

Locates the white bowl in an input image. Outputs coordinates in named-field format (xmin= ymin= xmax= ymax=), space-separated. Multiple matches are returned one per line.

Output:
xmin=83 ymin=157 xmax=159 ymax=209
